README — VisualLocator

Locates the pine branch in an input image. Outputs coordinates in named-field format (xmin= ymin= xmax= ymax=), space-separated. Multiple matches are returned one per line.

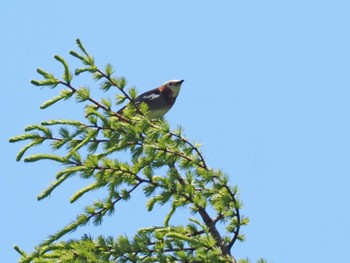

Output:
xmin=9 ymin=39 xmax=263 ymax=263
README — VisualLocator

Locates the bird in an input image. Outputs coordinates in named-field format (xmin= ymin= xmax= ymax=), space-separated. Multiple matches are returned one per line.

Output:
xmin=117 ymin=79 xmax=184 ymax=119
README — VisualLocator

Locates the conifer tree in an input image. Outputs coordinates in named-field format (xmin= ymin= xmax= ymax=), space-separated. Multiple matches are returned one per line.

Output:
xmin=10 ymin=39 xmax=267 ymax=263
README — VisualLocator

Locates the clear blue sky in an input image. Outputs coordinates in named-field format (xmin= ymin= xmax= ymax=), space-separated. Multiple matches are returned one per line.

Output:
xmin=2 ymin=1 xmax=350 ymax=262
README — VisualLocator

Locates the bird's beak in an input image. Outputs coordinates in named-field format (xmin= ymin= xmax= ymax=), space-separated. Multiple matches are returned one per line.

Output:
xmin=178 ymin=80 xmax=184 ymax=85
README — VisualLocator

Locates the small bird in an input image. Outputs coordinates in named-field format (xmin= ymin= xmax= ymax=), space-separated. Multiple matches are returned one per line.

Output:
xmin=118 ymin=79 xmax=184 ymax=119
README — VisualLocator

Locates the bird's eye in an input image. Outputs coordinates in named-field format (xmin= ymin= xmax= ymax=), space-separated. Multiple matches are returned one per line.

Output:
xmin=168 ymin=82 xmax=173 ymax=87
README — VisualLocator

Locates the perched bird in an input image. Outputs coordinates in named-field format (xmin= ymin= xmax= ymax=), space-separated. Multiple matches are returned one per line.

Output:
xmin=118 ymin=79 xmax=184 ymax=119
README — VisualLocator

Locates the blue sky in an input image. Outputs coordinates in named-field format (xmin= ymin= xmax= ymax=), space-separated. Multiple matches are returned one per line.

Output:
xmin=2 ymin=1 xmax=350 ymax=262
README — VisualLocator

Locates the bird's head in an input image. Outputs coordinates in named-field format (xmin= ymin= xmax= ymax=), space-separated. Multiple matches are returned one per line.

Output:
xmin=160 ymin=79 xmax=184 ymax=99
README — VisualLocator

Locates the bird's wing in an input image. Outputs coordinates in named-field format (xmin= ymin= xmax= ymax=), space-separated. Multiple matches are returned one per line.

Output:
xmin=135 ymin=88 xmax=161 ymax=103
xmin=117 ymin=88 xmax=161 ymax=115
